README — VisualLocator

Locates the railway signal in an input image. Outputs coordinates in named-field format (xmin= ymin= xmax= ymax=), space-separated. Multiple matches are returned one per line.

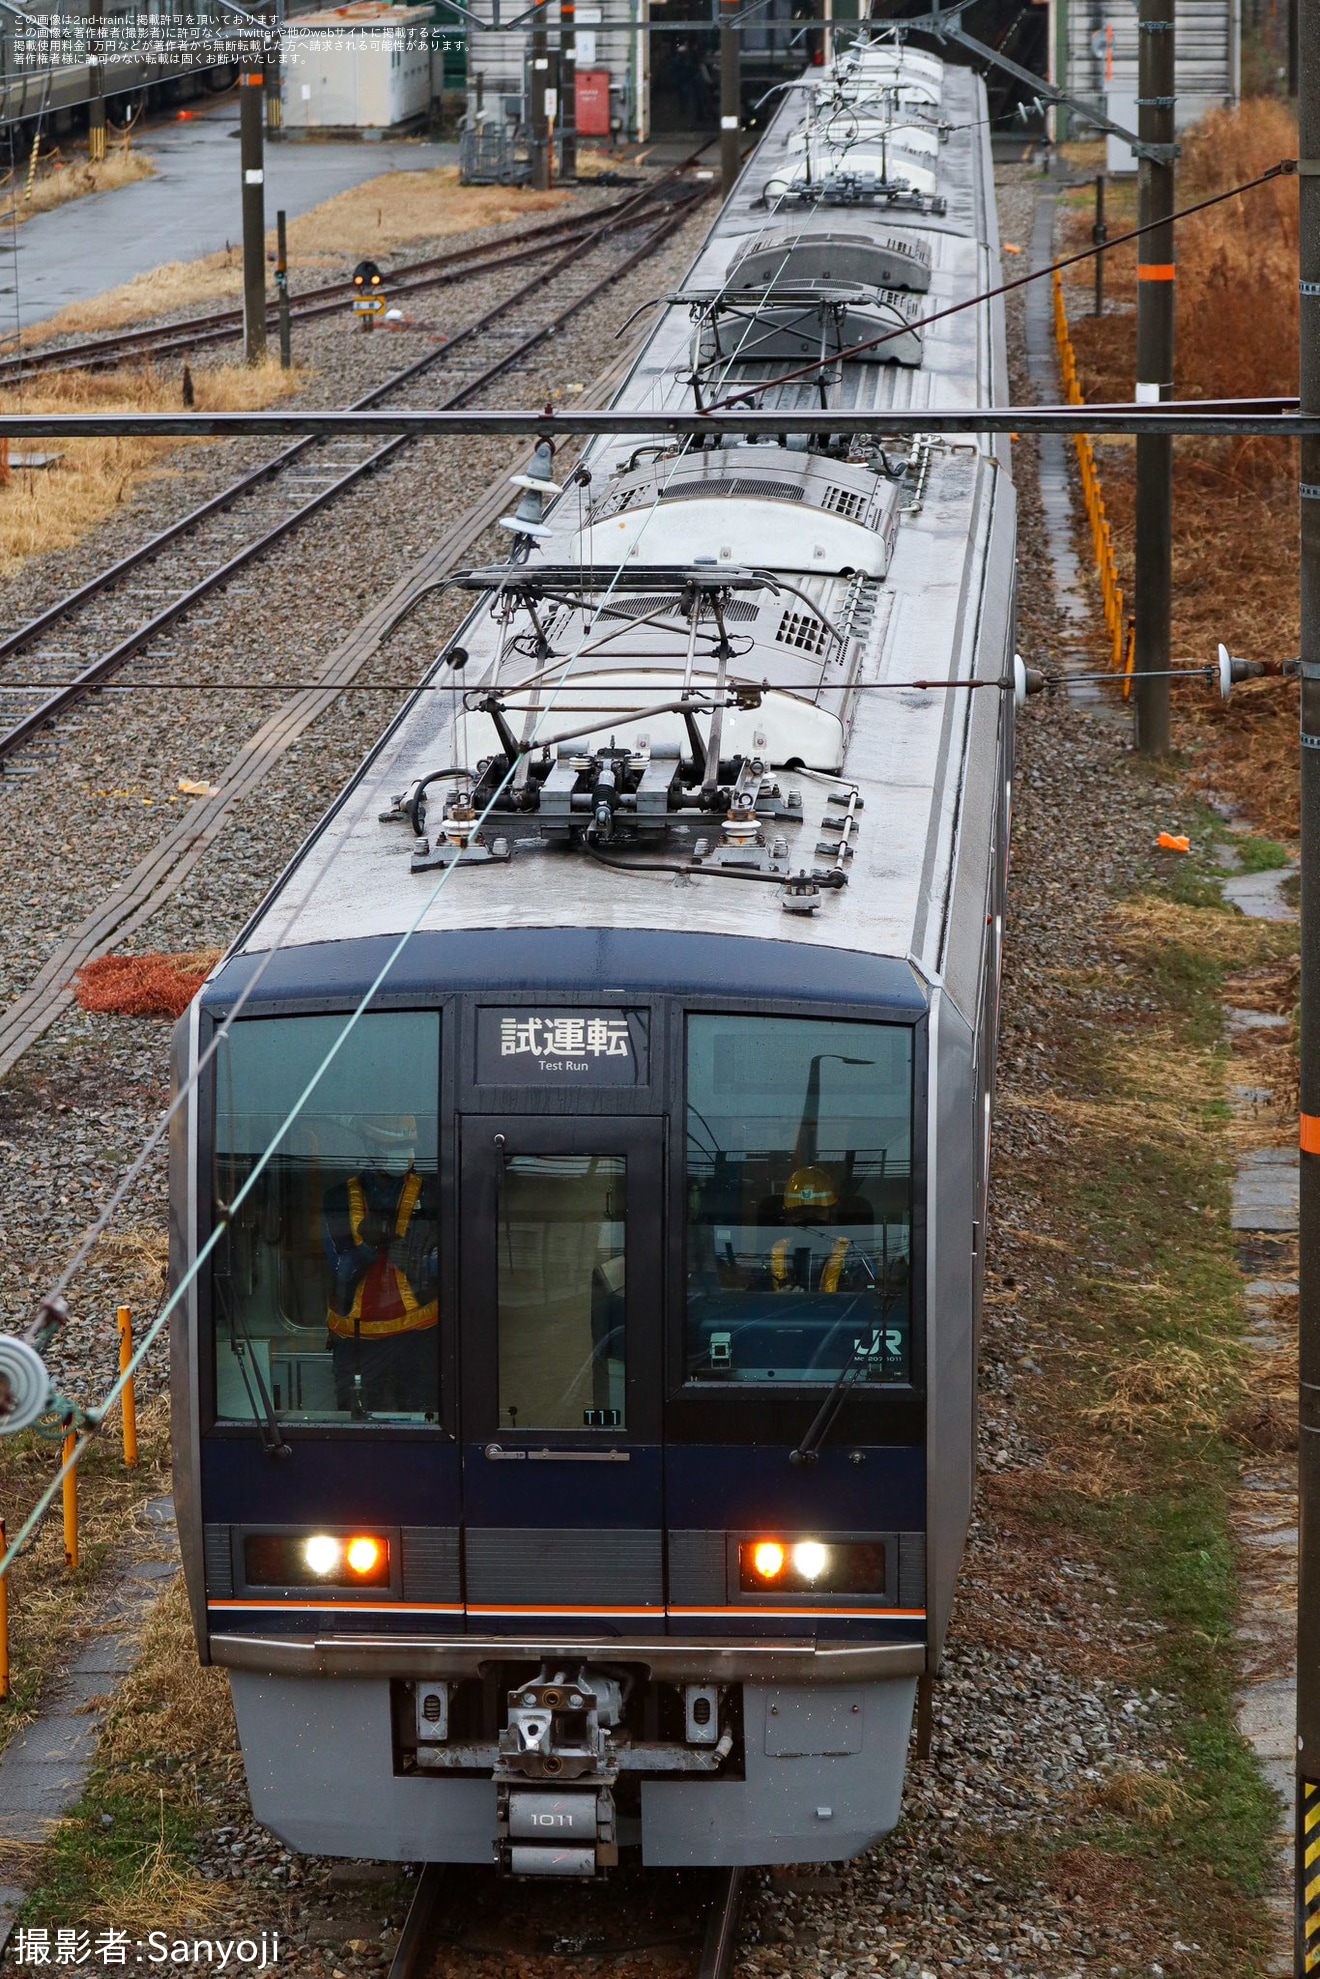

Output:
xmin=352 ymin=259 xmax=386 ymax=331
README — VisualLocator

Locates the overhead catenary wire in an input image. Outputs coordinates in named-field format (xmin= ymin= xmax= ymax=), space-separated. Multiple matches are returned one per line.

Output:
xmin=0 ymin=192 xmax=759 ymax=1575
xmin=705 ymin=159 xmax=1302 ymax=412
xmin=0 ymin=40 xmax=1061 ymax=1567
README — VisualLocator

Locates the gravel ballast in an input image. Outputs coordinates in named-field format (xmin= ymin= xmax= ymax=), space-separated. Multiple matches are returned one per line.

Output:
xmin=0 ymin=167 xmax=1271 ymax=1976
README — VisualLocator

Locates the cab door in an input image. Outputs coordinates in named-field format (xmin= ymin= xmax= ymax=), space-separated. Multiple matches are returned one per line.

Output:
xmin=459 ymin=1115 xmax=666 ymax=1632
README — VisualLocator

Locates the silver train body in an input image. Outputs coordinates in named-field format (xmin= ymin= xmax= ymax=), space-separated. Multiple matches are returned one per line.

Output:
xmin=171 ymin=40 xmax=1015 ymax=1874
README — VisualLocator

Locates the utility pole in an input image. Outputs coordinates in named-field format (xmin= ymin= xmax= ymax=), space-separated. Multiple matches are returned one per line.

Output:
xmin=560 ymin=0 xmax=577 ymax=182
xmin=1296 ymin=0 xmax=1320 ymax=1964
xmin=240 ymin=69 xmax=267 ymax=365
xmin=530 ymin=2 xmax=550 ymax=192
xmin=720 ymin=0 xmax=740 ymax=202
xmin=1132 ymin=0 xmax=1174 ymax=756
xmin=87 ymin=0 xmax=105 ymax=164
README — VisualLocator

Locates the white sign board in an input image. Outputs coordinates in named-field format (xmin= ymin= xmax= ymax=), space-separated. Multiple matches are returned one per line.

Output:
xmin=1105 ymin=88 xmax=1139 ymax=176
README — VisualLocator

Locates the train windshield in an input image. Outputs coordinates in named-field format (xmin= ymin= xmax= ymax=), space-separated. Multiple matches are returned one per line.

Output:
xmin=211 ymin=1012 xmax=441 ymax=1425
xmin=497 ymin=1154 xmax=627 ymax=1431
xmin=685 ymin=1014 xmax=914 ymax=1385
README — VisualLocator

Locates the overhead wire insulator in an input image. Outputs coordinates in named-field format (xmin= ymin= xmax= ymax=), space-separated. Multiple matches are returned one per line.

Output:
xmin=0 ymin=1334 xmax=53 ymax=1436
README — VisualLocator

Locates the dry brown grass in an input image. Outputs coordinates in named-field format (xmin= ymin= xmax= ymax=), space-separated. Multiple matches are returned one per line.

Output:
xmin=0 ymin=1395 xmax=173 ymax=1755
xmin=91 ymin=1226 xmax=169 ymax=1308
xmin=1060 ymin=98 xmax=1302 ymax=832
xmin=1081 ymin=1342 xmax=1236 ymax=1438
xmin=1176 ymin=98 xmax=1299 ymax=402
xmin=0 ymin=143 xmax=155 ymax=227
xmin=99 ymin=1578 xmax=236 ymax=1784
xmin=25 ymin=165 xmax=574 ymax=345
xmin=1092 ymin=1765 xmax=1199 ymax=1829
xmin=0 ymin=361 xmax=306 ymax=578
xmin=106 ymin=1802 xmax=226 ymax=1936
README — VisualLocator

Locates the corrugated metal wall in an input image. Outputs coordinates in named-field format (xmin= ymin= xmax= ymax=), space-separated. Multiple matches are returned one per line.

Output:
xmin=1059 ymin=0 xmax=1240 ymax=132
xmin=463 ymin=0 xmax=647 ymax=140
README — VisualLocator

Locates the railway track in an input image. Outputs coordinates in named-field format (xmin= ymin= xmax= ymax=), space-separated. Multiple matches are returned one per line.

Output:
xmin=386 ymin=1864 xmax=744 ymax=1979
xmin=0 ymin=183 xmax=708 ymax=773
xmin=0 ymin=163 xmax=711 ymax=384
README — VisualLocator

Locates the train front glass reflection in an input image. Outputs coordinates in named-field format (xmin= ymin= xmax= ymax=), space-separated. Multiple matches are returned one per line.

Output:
xmin=497 ymin=1154 xmax=627 ymax=1431
xmin=211 ymin=1012 xmax=441 ymax=1425
xmin=685 ymin=1015 xmax=913 ymax=1385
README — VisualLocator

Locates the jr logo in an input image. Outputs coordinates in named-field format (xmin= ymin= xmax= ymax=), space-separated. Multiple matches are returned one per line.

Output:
xmin=853 ymin=1328 xmax=904 ymax=1358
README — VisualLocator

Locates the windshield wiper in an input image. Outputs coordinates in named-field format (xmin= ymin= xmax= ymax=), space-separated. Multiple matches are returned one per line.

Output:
xmin=789 ymin=1308 xmax=874 ymax=1467
xmin=219 ymin=1281 xmax=292 ymax=1459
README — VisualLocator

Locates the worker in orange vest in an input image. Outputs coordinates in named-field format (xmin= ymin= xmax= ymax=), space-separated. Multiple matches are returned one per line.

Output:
xmin=323 ymin=1115 xmax=439 ymax=1416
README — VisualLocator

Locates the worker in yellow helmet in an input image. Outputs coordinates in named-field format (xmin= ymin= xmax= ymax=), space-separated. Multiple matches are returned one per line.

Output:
xmin=323 ymin=1115 xmax=438 ymax=1415
xmin=770 ymin=1165 xmax=854 ymax=1294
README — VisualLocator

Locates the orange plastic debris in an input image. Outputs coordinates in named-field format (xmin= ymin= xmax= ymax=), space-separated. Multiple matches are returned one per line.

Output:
xmin=1003 ymin=242 xmax=1023 ymax=255
xmin=1156 ymin=832 xmax=1191 ymax=853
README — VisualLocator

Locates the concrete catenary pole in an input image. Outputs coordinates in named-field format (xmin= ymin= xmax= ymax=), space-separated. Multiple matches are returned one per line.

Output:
xmin=241 ymin=69 xmax=268 ymax=365
xmin=560 ymin=0 xmax=577 ymax=181
xmin=1296 ymin=0 xmax=1320 ymax=1961
xmin=531 ymin=2 xmax=550 ymax=192
xmin=1132 ymin=0 xmax=1174 ymax=756
xmin=720 ymin=0 xmax=740 ymax=202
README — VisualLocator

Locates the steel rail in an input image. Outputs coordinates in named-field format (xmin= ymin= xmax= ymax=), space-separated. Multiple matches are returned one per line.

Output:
xmin=385 ymin=1865 xmax=448 ymax=1979
xmin=0 ymin=331 xmax=652 ymax=1080
xmin=382 ymin=1862 xmax=741 ymax=1979
xmin=0 ymin=148 xmax=717 ymax=383
xmin=0 ymin=186 xmax=693 ymax=675
xmin=0 ymin=196 xmax=653 ymax=382
xmin=0 ymin=192 xmax=707 ymax=766
xmin=697 ymin=1868 xmax=745 ymax=1979
xmin=0 ymin=400 xmax=1299 ymax=439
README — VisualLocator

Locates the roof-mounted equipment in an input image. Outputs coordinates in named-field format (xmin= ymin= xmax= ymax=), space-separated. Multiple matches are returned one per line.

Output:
xmin=682 ymin=284 xmax=923 ymax=371
xmin=727 ymin=225 xmax=932 ymax=296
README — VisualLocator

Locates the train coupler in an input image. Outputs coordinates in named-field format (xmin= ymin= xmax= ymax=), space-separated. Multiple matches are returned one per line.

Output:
xmin=498 ymin=1785 xmax=618 ymax=1876
xmin=497 ymin=1669 xmax=624 ymax=1781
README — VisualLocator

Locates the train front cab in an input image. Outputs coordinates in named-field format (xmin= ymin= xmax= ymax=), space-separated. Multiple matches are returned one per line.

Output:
xmin=173 ymin=932 xmax=980 ymax=1870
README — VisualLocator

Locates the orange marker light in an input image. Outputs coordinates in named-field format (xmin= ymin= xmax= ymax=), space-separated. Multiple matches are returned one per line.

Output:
xmin=752 ymin=1540 xmax=786 ymax=1580
xmin=346 ymin=1535 xmax=383 ymax=1576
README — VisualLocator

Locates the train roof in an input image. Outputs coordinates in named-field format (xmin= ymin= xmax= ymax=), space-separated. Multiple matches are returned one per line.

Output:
xmin=232 ymin=48 xmax=1014 ymax=1009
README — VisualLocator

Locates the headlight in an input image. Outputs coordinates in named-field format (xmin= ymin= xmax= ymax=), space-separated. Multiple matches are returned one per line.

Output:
xmin=346 ymin=1534 xmax=383 ymax=1576
xmin=243 ymin=1532 xmax=392 ymax=1590
xmin=791 ymin=1540 xmax=830 ymax=1582
xmin=738 ymin=1537 xmax=889 ymax=1597
xmin=304 ymin=1534 xmax=342 ymax=1576
xmin=751 ymin=1539 xmax=787 ymax=1581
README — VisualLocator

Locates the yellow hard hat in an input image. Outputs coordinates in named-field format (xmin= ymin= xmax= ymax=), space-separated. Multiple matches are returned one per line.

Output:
xmin=356 ymin=1114 xmax=418 ymax=1156
xmin=784 ymin=1165 xmax=838 ymax=1211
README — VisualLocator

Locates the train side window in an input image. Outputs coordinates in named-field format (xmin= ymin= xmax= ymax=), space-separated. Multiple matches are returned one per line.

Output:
xmin=684 ymin=1015 xmax=914 ymax=1386
xmin=211 ymin=1011 xmax=441 ymax=1426
xmin=496 ymin=1154 xmax=627 ymax=1431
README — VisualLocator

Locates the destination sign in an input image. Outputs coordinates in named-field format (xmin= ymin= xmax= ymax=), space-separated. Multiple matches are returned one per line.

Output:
xmin=476 ymin=1008 xmax=649 ymax=1086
